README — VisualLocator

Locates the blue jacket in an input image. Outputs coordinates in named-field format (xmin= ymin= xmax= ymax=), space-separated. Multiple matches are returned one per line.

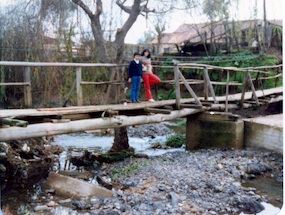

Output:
xmin=128 ymin=60 xmax=142 ymax=78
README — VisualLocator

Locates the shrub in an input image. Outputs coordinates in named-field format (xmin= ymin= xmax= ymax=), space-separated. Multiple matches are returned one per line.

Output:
xmin=165 ymin=134 xmax=185 ymax=148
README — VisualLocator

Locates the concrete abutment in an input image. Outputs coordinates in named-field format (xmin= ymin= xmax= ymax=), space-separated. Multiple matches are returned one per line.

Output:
xmin=185 ymin=112 xmax=283 ymax=154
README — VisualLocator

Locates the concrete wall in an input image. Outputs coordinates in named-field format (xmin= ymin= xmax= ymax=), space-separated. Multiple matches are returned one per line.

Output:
xmin=243 ymin=115 xmax=283 ymax=154
xmin=186 ymin=113 xmax=283 ymax=154
xmin=186 ymin=112 xmax=244 ymax=150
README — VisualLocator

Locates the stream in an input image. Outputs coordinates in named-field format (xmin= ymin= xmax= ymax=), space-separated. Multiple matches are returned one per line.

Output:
xmin=0 ymin=121 xmax=283 ymax=214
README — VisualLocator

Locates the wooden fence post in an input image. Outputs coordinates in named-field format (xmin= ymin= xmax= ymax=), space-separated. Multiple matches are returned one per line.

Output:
xmin=203 ymin=69 xmax=209 ymax=100
xmin=24 ymin=66 xmax=32 ymax=107
xmin=203 ymin=67 xmax=218 ymax=104
xmin=76 ymin=67 xmax=82 ymax=106
xmin=174 ymin=64 xmax=181 ymax=109
xmin=178 ymin=70 xmax=202 ymax=106
xmin=225 ymin=70 xmax=230 ymax=112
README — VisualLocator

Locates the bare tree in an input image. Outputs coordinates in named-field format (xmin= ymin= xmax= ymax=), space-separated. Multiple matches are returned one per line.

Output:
xmin=70 ymin=0 xmax=156 ymax=153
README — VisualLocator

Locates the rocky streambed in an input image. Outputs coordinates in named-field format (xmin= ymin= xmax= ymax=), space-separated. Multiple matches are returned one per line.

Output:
xmin=0 ymin=123 xmax=283 ymax=215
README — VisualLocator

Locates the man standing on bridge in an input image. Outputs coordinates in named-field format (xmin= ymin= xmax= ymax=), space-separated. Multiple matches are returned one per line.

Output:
xmin=128 ymin=52 xmax=143 ymax=103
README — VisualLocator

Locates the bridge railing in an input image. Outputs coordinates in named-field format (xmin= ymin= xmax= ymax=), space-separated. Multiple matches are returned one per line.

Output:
xmin=0 ymin=61 xmax=282 ymax=109
xmin=0 ymin=61 xmax=122 ymax=107
xmin=170 ymin=63 xmax=282 ymax=111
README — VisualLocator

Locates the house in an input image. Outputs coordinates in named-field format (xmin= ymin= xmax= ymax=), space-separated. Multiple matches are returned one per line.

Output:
xmin=151 ymin=19 xmax=282 ymax=55
xmin=42 ymin=36 xmax=91 ymax=59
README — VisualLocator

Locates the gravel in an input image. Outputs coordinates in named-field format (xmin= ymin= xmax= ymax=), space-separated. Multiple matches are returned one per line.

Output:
xmin=51 ymin=147 xmax=283 ymax=215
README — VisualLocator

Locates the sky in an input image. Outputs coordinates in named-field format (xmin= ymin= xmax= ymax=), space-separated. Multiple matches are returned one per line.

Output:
xmin=124 ymin=0 xmax=284 ymax=44
xmin=0 ymin=0 xmax=283 ymax=44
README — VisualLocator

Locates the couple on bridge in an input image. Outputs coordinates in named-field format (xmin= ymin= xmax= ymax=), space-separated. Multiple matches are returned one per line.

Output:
xmin=128 ymin=49 xmax=161 ymax=103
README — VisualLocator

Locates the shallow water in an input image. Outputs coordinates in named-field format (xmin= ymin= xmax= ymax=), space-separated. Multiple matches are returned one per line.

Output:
xmin=242 ymin=176 xmax=283 ymax=209
xmin=53 ymin=132 xmax=183 ymax=157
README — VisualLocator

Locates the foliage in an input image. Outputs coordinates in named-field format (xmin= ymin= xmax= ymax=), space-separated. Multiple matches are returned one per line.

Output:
xmin=111 ymin=162 xmax=146 ymax=181
xmin=177 ymin=119 xmax=186 ymax=127
xmin=165 ymin=134 xmax=185 ymax=148
xmin=100 ymin=148 xmax=135 ymax=163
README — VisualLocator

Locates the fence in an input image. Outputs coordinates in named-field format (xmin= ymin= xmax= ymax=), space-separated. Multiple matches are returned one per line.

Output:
xmin=0 ymin=61 xmax=282 ymax=109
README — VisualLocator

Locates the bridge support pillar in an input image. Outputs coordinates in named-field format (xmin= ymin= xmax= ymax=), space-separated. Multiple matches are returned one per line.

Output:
xmin=186 ymin=112 xmax=244 ymax=150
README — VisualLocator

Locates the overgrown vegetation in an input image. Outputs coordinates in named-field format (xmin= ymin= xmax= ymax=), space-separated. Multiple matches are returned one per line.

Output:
xmin=111 ymin=162 xmax=146 ymax=181
xmin=157 ymin=51 xmax=282 ymax=97
xmin=165 ymin=134 xmax=186 ymax=148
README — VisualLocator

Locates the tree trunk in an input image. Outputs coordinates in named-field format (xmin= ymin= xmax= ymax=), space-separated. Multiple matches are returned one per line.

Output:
xmin=263 ymin=0 xmax=268 ymax=48
xmin=72 ymin=0 xmax=154 ymax=153
xmin=109 ymin=127 xmax=129 ymax=152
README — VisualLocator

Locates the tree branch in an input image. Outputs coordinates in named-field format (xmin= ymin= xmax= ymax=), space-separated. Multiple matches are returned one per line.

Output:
xmin=116 ymin=0 xmax=132 ymax=14
xmin=71 ymin=0 xmax=95 ymax=18
xmin=116 ymin=0 xmax=155 ymax=15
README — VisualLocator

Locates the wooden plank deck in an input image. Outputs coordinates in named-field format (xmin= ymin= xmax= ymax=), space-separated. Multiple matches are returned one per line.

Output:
xmin=0 ymin=86 xmax=282 ymax=119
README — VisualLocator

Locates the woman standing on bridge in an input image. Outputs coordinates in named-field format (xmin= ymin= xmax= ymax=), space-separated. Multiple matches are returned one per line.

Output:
xmin=141 ymin=49 xmax=161 ymax=102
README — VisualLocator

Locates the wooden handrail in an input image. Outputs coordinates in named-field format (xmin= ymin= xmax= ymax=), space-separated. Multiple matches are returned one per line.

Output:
xmin=0 ymin=61 xmax=282 ymax=108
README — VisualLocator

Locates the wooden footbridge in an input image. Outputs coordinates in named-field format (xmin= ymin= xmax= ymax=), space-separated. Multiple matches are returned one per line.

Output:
xmin=0 ymin=61 xmax=282 ymax=142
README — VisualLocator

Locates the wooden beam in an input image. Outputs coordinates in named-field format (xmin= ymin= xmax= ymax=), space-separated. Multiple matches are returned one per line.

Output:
xmin=24 ymin=66 xmax=32 ymax=108
xmin=180 ymin=104 xmax=203 ymax=109
xmin=225 ymin=70 xmax=230 ymax=112
xmin=203 ymin=67 xmax=218 ymax=104
xmin=0 ymin=118 xmax=28 ymax=127
xmin=0 ymin=82 xmax=30 ymax=86
xmin=76 ymin=67 xmax=83 ymax=106
xmin=174 ymin=65 xmax=181 ymax=109
xmin=178 ymin=70 xmax=202 ymax=106
xmin=144 ymin=108 xmax=172 ymax=114
xmin=0 ymin=108 xmax=203 ymax=142
xmin=246 ymin=71 xmax=260 ymax=106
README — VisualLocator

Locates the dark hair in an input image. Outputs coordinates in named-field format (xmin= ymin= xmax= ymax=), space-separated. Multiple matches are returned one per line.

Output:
xmin=133 ymin=52 xmax=140 ymax=57
xmin=141 ymin=49 xmax=151 ymax=58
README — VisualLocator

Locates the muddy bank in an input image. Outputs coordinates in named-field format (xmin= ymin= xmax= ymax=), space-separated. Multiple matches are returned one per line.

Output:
xmin=0 ymin=137 xmax=62 ymax=184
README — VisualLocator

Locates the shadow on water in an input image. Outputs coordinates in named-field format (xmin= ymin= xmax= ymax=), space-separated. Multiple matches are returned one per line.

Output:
xmin=242 ymin=175 xmax=283 ymax=209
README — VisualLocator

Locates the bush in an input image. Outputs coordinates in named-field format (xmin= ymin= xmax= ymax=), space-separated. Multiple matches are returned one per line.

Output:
xmin=165 ymin=134 xmax=185 ymax=148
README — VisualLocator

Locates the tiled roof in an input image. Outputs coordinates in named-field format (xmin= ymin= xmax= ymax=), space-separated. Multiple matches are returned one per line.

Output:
xmin=151 ymin=19 xmax=282 ymax=45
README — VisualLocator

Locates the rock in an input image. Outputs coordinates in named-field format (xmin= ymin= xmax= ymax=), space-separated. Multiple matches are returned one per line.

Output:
xmin=127 ymin=123 xmax=173 ymax=138
xmin=232 ymin=196 xmax=265 ymax=213
xmin=156 ymin=184 xmax=167 ymax=191
xmin=58 ymin=198 xmax=72 ymax=204
xmin=21 ymin=143 xmax=30 ymax=152
xmin=34 ymin=205 xmax=52 ymax=211
xmin=45 ymin=189 xmax=56 ymax=194
xmin=122 ymin=178 xmax=141 ymax=188
xmin=47 ymin=201 xmax=57 ymax=207
xmin=72 ymin=199 xmax=92 ymax=210
xmin=216 ymin=164 xmax=223 ymax=170
xmin=168 ymin=192 xmax=181 ymax=206
xmin=246 ymin=162 xmax=271 ymax=175
xmin=0 ymin=152 xmax=7 ymax=159
xmin=139 ymin=203 xmax=153 ymax=211
xmin=96 ymin=176 xmax=113 ymax=190
xmin=134 ymin=153 xmax=149 ymax=158
xmin=0 ymin=142 xmax=8 ymax=152
xmin=0 ymin=164 xmax=6 ymax=172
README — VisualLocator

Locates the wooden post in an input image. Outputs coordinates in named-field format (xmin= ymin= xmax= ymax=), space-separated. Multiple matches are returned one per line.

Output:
xmin=240 ymin=70 xmax=248 ymax=109
xmin=203 ymin=67 xmax=218 ymax=104
xmin=174 ymin=64 xmax=181 ymax=109
xmin=204 ymin=69 xmax=208 ymax=100
xmin=76 ymin=67 xmax=83 ymax=106
xmin=247 ymin=71 xmax=260 ymax=106
xmin=178 ymin=70 xmax=202 ymax=106
xmin=24 ymin=66 xmax=32 ymax=107
xmin=225 ymin=70 xmax=230 ymax=112
xmin=105 ymin=69 xmax=116 ymax=105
